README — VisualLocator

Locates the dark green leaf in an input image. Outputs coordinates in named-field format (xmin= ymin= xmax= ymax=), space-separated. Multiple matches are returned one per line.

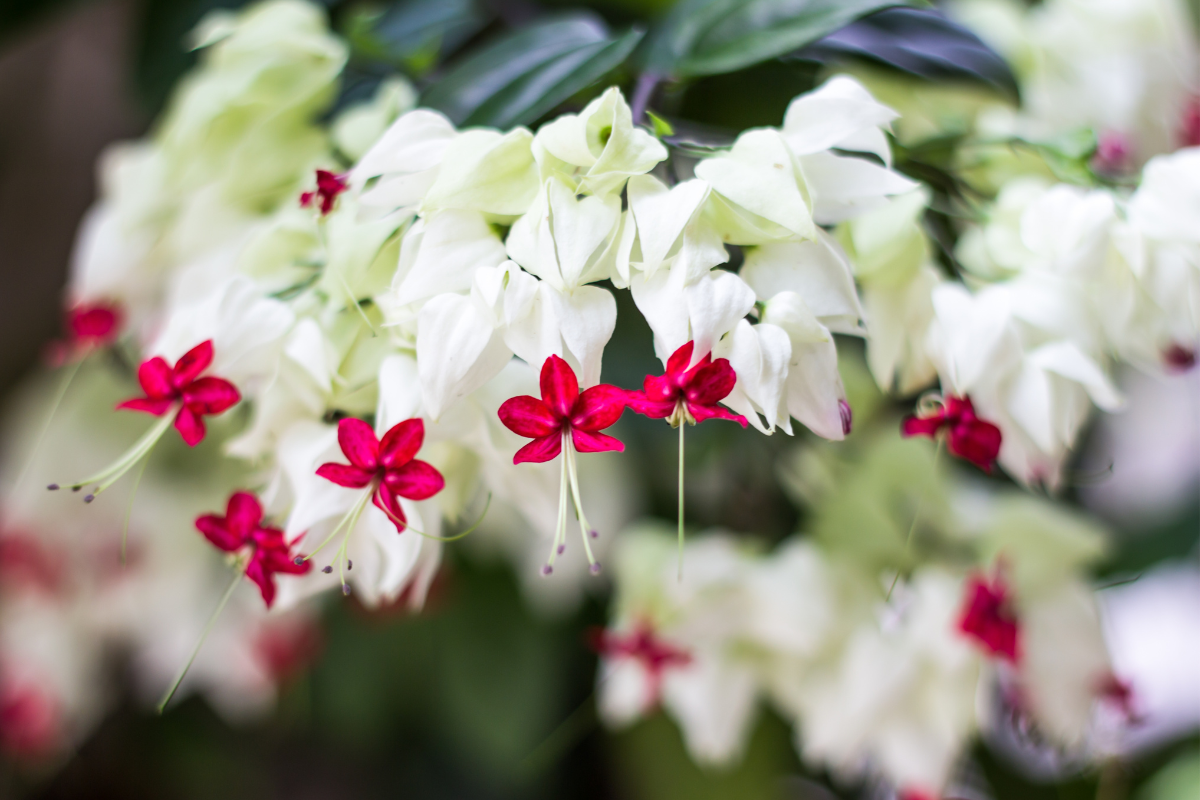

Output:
xmin=343 ymin=0 xmax=491 ymax=77
xmin=640 ymin=0 xmax=919 ymax=78
xmin=792 ymin=7 xmax=1019 ymax=98
xmin=421 ymin=15 xmax=643 ymax=128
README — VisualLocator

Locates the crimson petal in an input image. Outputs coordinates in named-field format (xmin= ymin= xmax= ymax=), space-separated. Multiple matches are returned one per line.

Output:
xmin=378 ymin=418 xmax=424 ymax=469
xmin=664 ymin=342 xmax=694 ymax=379
xmin=172 ymin=340 xmax=214 ymax=388
xmin=372 ymin=486 xmax=408 ymax=533
xmin=570 ymin=385 xmax=626 ymax=431
xmin=948 ymin=420 xmax=1002 ymax=471
xmin=174 ymin=405 xmax=207 ymax=447
xmin=336 ymin=417 xmax=379 ymax=470
xmin=225 ymin=492 xmax=263 ymax=539
xmin=315 ymin=463 xmax=374 ymax=488
xmin=498 ymin=396 xmax=560 ymax=438
xmin=383 ymin=459 xmax=445 ymax=501
xmin=116 ymin=397 xmax=174 ymax=416
xmin=683 ymin=359 xmax=737 ymax=406
xmin=625 ymin=391 xmax=675 ymax=419
xmin=194 ymin=515 xmax=242 ymax=552
xmin=244 ymin=555 xmax=277 ymax=608
xmin=901 ymin=414 xmax=945 ymax=439
xmin=514 ymin=434 xmax=562 ymax=464
xmin=183 ymin=377 xmax=240 ymax=415
xmin=539 ymin=355 xmax=579 ymax=418
xmin=571 ymin=429 xmax=624 ymax=454
xmin=137 ymin=357 xmax=175 ymax=399
xmin=689 ymin=403 xmax=748 ymax=427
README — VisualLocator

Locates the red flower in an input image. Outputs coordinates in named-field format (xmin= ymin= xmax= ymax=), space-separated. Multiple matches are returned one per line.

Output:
xmin=590 ymin=622 xmax=692 ymax=710
xmin=626 ymin=341 xmax=747 ymax=428
xmin=901 ymin=395 xmax=1001 ymax=470
xmin=498 ymin=355 xmax=627 ymax=464
xmin=195 ymin=492 xmax=311 ymax=608
xmin=0 ymin=679 xmax=60 ymax=761
xmin=69 ymin=302 xmax=121 ymax=345
xmin=957 ymin=572 xmax=1020 ymax=663
xmin=116 ymin=340 xmax=241 ymax=447
xmin=300 ymin=169 xmax=349 ymax=216
xmin=1181 ymin=96 xmax=1200 ymax=148
xmin=316 ymin=417 xmax=445 ymax=533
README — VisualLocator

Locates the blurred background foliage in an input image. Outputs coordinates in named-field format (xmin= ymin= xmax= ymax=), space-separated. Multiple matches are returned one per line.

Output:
xmin=0 ymin=0 xmax=1196 ymax=798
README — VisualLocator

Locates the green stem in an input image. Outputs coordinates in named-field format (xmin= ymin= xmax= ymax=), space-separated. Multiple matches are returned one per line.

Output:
xmin=158 ymin=565 xmax=243 ymax=713
xmin=70 ymin=413 xmax=173 ymax=492
xmin=564 ymin=435 xmax=596 ymax=567
xmin=14 ymin=356 xmax=85 ymax=497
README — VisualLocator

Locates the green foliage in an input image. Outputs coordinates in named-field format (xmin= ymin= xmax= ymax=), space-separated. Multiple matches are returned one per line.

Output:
xmin=420 ymin=15 xmax=643 ymax=128
xmin=637 ymin=0 xmax=920 ymax=78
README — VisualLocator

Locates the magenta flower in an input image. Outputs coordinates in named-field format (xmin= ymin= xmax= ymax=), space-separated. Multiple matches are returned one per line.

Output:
xmin=316 ymin=417 xmax=445 ymax=534
xmin=300 ymin=169 xmax=349 ymax=216
xmin=117 ymin=340 xmax=241 ymax=447
xmin=956 ymin=572 xmax=1020 ymax=663
xmin=901 ymin=395 xmax=1002 ymax=471
xmin=498 ymin=354 xmax=627 ymax=464
xmin=626 ymin=341 xmax=747 ymax=427
xmin=195 ymin=492 xmax=311 ymax=609
xmin=625 ymin=341 xmax=746 ymax=575
xmin=497 ymin=355 xmax=628 ymax=575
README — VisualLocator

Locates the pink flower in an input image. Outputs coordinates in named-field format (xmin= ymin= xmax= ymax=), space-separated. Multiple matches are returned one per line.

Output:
xmin=45 ymin=301 xmax=123 ymax=366
xmin=316 ymin=417 xmax=445 ymax=534
xmin=0 ymin=678 xmax=60 ymax=761
xmin=195 ymin=492 xmax=311 ymax=608
xmin=1164 ymin=343 xmax=1196 ymax=372
xmin=901 ymin=395 xmax=1002 ymax=471
xmin=498 ymin=355 xmax=627 ymax=464
xmin=67 ymin=302 xmax=121 ymax=346
xmin=116 ymin=340 xmax=241 ymax=447
xmin=625 ymin=341 xmax=747 ymax=428
xmin=1180 ymin=96 xmax=1200 ymax=148
xmin=957 ymin=572 xmax=1020 ymax=663
xmin=589 ymin=622 xmax=692 ymax=711
xmin=300 ymin=169 xmax=349 ymax=216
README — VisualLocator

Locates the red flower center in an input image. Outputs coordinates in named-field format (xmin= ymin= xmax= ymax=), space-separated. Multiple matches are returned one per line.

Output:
xmin=626 ymin=341 xmax=747 ymax=428
xmin=590 ymin=622 xmax=692 ymax=710
xmin=300 ymin=169 xmax=349 ymax=216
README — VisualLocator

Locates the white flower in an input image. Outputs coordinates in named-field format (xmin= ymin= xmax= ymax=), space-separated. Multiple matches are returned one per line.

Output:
xmin=532 ymin=86 xmax=667 ymax=196
xmin=351 ymin=109 xmax=458 ymax=220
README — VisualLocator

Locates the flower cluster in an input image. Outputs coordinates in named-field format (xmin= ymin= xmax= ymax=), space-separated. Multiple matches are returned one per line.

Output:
xmin=0 ymin=0 xmax=1191 ymax=786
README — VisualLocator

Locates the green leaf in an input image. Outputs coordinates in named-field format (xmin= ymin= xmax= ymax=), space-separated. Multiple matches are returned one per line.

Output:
xmin=421 ymin=15 xmax=643 ymax=129
xmin=343 ymin=0 xmax=491 ymax=77
xmin=641 ymin=0 xmax=919 ymax=78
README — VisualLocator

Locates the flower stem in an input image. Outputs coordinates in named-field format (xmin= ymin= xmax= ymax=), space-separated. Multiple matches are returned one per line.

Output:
xmin=69 ymin=413 xmax=174 ymax=497
xmin=157 ymin=565 xmax=243 ymax=713
xmin=886 ymin=439 xmax=944 ymax=601
xmin=565 ymin=436 xmax=597 ymax=568
xmin=14 ymin=355 xmax=85 ymax=498
xmin=677 ymin=422 xmax=685 ymax=582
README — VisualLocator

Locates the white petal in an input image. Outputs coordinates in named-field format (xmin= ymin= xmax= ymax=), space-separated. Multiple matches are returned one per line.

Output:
xmin=417 ymin=293 xmax=512 ymax=419
xmin=549 ymin=284 xmax=617 ymax=388
xmin=741 ymin=231 xmax=865 ymax=334
xmin=781 ymin=75 xmax=899 ymax=158
xmin=685 ymin=270 xmax=757 ymax=361
xmin=799 ymin=151 xmax=917 ymax=225
xmin=391 ymin=210 xmax=506 ymax=307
